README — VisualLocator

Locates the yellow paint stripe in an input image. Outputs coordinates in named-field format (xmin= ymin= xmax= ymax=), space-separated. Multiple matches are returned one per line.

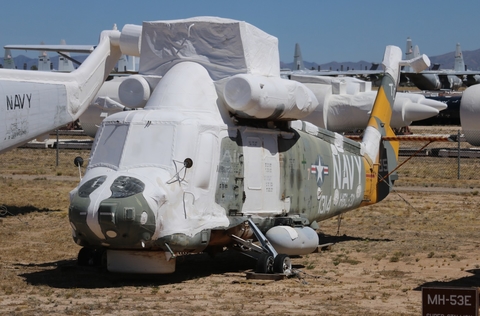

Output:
xmin=366 ymin=86 xmax=393 ymax=130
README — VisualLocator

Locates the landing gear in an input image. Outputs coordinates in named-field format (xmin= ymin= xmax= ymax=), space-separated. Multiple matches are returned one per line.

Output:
xmin=231 ymin=218 xmax=293 ymax=276
xmin=273 ymin=254 xmax=292 ymax=274
xmin=77 ymin=247 xmax=106 ymax=267
xmin=255 ymin=253 xmax=274 ymax=273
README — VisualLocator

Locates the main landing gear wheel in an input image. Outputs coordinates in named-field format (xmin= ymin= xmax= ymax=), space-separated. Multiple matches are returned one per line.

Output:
xmin=273 ymin=254 xmax=292 ymax=275
xmin=255 ymin=253 xmax=274 ymax=273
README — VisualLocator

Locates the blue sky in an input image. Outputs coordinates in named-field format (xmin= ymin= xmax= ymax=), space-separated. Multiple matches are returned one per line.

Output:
xmin=2 ymin=0 xmax=479 ymax=64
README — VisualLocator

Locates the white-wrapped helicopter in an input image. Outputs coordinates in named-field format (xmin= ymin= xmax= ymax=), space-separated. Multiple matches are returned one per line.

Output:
xmin=68 ymin=17 xmax=430 ymax=274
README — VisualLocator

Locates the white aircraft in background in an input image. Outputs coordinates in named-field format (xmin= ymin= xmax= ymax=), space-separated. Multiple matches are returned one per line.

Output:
xmin=279 ymin=43 xmax=446 ymax=134
xmin=460 ymin=83 xmax=480 ymax=146
xmin=67 ymin=17 xmax=430 ymax=274
xmin=0 ymin=26 xmax=130 ymax=154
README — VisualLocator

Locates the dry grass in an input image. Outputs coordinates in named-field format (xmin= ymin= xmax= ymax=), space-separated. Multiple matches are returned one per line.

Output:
xmin=1 ymin=140 xmax=480 ymax=315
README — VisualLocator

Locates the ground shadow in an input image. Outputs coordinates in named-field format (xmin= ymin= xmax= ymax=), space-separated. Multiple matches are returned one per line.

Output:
xmin=318 ymin=233 xmax=393 ymax=245
xmin=19 ymin=250 xmax=259 ymax=289
xmin=18 ymin=234 xmax=393 ymax=289
xmin=0 ymin=204 xmax=63 ymax=217
xmin=414 ymin=269 xmax=480 ymax=290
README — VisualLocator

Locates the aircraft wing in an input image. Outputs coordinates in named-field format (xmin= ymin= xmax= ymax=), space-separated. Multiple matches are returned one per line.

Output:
xmin=4 ymin=44 xmax=95 ymax=53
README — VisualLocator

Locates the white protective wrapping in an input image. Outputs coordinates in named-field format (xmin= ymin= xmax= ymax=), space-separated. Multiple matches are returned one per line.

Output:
xmin=78 ymin=77 xmax=127 ymax=137
xmin=119 ymin=24 xmax=142 ymax=57
xmin=460 ymin=84 xmax=480 ymax=145
xmin=223 ymin=74 xmax=318 ymax=120
xmin=139 ymin=17 xmax=280 ymax=80
xmin=118 ymin=74 xmax=151 ymax=108
xmin=296 ymin=77 xmax=443 ymax=132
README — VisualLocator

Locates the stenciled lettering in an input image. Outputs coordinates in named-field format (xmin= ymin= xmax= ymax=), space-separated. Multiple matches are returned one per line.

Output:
xmin=317 ymin=195 xmax=332 ymax=214
xmin=6 ymin=93 xmax=32 ymax=110
xmin=332 ymin=148 xmax=362 ymax=190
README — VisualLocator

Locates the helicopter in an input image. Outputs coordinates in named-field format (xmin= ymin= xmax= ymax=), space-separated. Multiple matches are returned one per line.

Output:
xmin=68 ymin=17 xmax=430 ymax=274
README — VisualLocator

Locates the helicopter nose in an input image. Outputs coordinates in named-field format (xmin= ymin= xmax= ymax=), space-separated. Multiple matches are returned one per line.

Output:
xmin=70 ymin=175 xmax=163 ymax=249
xmin=97 ymin=197 xmax=156 ymax=248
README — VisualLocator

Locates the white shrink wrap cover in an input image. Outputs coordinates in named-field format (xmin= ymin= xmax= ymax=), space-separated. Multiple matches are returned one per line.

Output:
xmin=461 ymin=84 xmax=480 ymax=145
xmin=223 ymin=74 xmax=318 ymax=120
xmin=120 ymin=24 xmax=142 ymax=57
xmin=139 ymin=17 xmax=280 ymax=80
xmin=118 ymin=75 xmax=151 ymax=108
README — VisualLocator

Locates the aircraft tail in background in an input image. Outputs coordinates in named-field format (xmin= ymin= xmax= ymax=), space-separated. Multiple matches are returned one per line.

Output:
xmin=37 ymin=42 xmax=51 ymax=71
xmin=58 ymin=39 xmax=75 ymax=72
xmin=293 ymin=43 xmax=304 ymax=70
xmin=3 ymin=49 xmax=15 ymax=69
xmin=454 ymin=43 xmax=465 ymax=71
xmin=403 ymin=37 xmax=413 ymax=72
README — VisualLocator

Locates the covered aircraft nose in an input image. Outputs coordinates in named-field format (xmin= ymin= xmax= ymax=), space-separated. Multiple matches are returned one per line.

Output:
xmin=69 ymin=174 xmax=160 ymax=249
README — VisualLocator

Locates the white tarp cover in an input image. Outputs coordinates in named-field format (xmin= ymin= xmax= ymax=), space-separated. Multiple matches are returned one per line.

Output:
xmin=139 ymin=16 xmax=280 ymax=80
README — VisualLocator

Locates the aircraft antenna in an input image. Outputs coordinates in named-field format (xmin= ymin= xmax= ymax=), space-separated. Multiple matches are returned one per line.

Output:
xmin=166 ymin=158 xmax=193 ymax=184
xmin=74 ymin=157 xmax=84 ymax=181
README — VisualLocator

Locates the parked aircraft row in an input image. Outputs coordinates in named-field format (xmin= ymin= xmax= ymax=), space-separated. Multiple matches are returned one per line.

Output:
xmin=402 ymin=38 xmax=480 ymax=90
xmin=285 ymin=39 xmax=480 ymax=91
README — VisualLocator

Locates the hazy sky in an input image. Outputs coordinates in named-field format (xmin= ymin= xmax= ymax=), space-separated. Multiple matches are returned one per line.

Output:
xmin=2 ymin=0 xmax=479 ymax=64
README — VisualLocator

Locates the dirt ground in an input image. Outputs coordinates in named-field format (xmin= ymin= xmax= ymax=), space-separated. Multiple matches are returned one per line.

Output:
xmin=1 ymin=145 xmax=480 ymax=315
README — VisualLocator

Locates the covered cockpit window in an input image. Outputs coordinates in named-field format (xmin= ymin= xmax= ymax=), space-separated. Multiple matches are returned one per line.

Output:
xmin=90 ymin=124 xmax=128 ymax=167
xmin=121 ymin=123 xmax=175 ymax=168
xmin=90 ymin=121 xmax=175 ymax=169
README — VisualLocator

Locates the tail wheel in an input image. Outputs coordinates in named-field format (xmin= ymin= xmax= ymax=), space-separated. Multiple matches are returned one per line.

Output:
xmin=255 ymin=253 xmax=274 ymax=273
xmin=273 ymin=254 xmax=292 ymax=275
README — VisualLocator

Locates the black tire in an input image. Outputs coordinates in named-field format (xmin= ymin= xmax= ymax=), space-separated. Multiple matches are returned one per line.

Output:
xmin=92 ymin=248 xmax=107 ymax=267
xmin=273 ymin=254 xmax=292 ymax=274
xmin=255 ymin=253 xmax=274 ymax=273
xmin=77 ymin=247 xmax=94 ymax=266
